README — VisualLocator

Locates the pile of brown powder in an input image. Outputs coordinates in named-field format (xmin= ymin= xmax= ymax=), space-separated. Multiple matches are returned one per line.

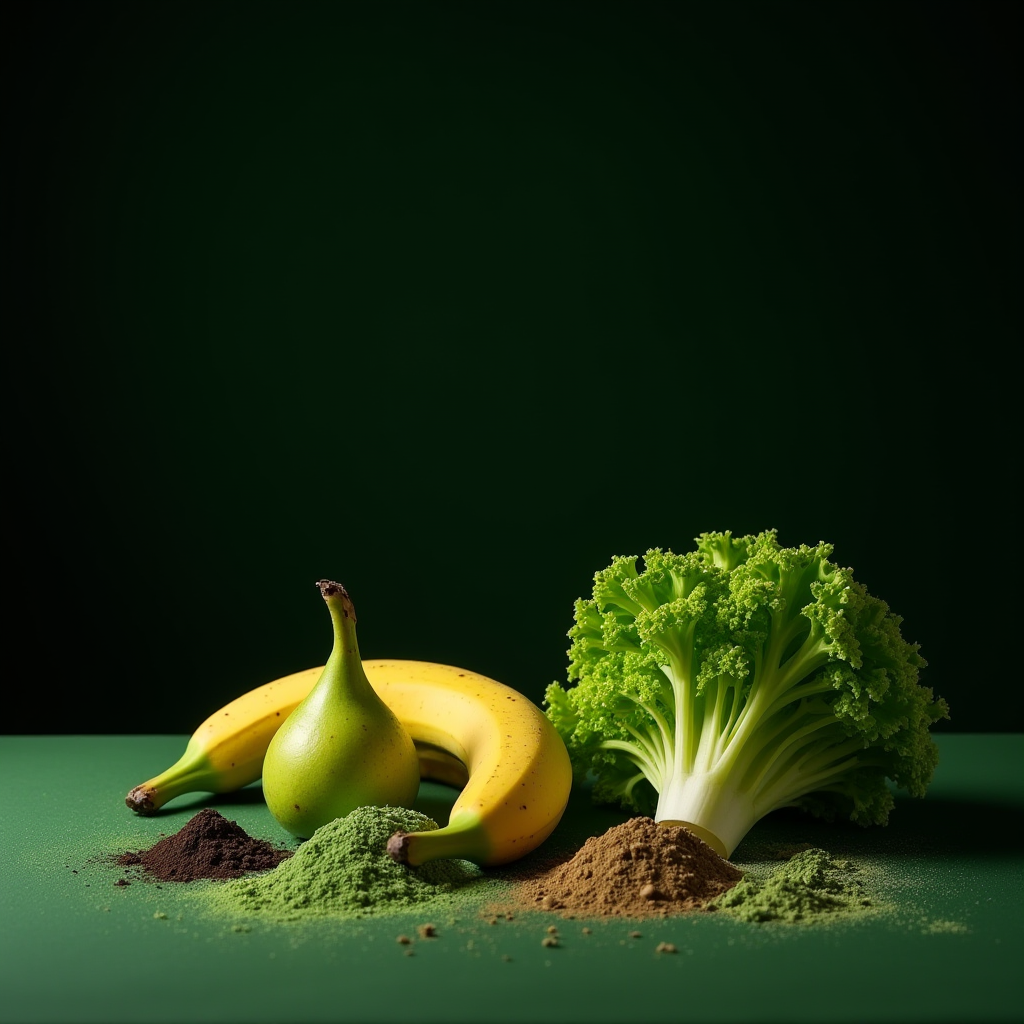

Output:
xmin=115 ymin=809 xmax=293 ymax=883
xmin=514 ymin=817 xmax=743 ymax=918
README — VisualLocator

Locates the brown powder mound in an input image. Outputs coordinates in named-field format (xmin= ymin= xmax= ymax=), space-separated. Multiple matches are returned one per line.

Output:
xmin=116 ymin=808 xmax=293 ymax=883
xmin=515 ymin=817 xmax=743 ymax=919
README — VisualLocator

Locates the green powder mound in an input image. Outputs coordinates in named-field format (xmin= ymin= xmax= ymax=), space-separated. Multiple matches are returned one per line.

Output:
xmin=208 ymin=806 xmax=483 ymax=921
xmin=711 ymin=848 xmax=873 ymax=923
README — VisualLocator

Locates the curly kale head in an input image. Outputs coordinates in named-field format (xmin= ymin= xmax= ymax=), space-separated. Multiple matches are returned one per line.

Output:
xmin=544 ymin=530 xmax=949 ymax=858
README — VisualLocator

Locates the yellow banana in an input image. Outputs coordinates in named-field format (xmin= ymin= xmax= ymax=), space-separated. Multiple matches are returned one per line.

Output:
xmin=375 ymin=660 xmax=573 ymax=868
xmin=125 ymin=661 xmax=571 ymax=867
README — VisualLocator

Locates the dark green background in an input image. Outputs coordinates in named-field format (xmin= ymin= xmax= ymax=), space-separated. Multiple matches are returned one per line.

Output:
xmin=7 ymin=1 xmax=1020 ymax=734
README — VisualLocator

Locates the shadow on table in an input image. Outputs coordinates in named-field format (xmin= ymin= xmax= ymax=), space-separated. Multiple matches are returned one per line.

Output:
xmin=131 ymin=778 xmax=464 ymax=831
xmin=128 ymin=770 xmax=1023 ymax=867
xmin=731 ymin=794 xmax=1024 ymax=862
xmin=135 ymin=784 xmax=270 ymax=819
xmin=537 ymin=780 xmax=1024 ymax=868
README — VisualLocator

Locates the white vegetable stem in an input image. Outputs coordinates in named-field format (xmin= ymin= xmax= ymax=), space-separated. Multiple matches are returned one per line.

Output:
xmin=654 ymin=770 xmax=753 ymax=859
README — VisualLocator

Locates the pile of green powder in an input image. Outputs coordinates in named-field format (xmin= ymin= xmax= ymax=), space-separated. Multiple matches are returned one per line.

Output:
xmin=711 ymin=847 xmax=873 ymax=923
xmin=207 ymin=806 xmax=482 ymax=921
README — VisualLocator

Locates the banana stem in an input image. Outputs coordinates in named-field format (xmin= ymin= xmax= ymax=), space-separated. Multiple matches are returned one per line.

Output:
xmin=386 ymin=811 xmax=490 ymax=867
xmin=124 ymin=748 xmax=219 ymax=814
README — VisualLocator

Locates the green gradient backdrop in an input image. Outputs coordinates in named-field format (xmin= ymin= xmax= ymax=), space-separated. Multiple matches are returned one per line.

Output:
xmin=7 ymin=2 xmax=1020 ymax=734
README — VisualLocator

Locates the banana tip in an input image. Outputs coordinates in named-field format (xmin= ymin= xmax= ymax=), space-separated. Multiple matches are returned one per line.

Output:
xmin=125 ymin=785 xmax=157 ymax=815
xmin=386 ymin=830 xmax=412 ymax=864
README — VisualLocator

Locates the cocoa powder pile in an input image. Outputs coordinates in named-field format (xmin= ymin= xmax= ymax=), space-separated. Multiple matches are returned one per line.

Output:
xmin=115 ymin=809 xmax=293 ymax=883
xmin=515 ymin=817 xmax=743 ymax=918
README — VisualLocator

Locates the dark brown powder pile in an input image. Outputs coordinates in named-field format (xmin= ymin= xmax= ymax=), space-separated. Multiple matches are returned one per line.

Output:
xmin=514 ymin=817 xmax=743 ymax=918
xmin=115 ymin=808 xmax=293 ymax=883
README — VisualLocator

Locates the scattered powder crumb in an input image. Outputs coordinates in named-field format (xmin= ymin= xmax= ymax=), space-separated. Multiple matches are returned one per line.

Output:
xmin=656 ymin=941 xmax=678 ymax=954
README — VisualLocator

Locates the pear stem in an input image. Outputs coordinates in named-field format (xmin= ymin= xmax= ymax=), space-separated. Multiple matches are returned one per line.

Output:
xmin=317 ymin=580 xmax=373 ymax=698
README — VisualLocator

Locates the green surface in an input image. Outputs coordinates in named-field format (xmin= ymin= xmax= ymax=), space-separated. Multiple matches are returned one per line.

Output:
xmin=1 ymin=734 xmax=1021 ymax=1024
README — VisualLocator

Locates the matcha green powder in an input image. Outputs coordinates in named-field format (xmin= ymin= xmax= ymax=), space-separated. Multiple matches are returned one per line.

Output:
xmin=206 ymin=806 xmax=482 ymax=922
xmin=711 ymin=847 xmax=873 ymax=923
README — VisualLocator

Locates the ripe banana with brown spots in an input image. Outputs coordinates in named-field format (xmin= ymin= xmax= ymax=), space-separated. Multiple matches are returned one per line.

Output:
xmin=125 ymin=660 xmax=572 ymax=867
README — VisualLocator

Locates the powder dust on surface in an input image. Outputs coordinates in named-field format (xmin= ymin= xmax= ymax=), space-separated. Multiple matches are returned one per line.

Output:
xmin=709 ymin=847 xmax=874 ymax=922
xmin=103 ymin=805 xmax=487 ymax=924
xmin=491 ymin=816 xmax=886 ymax=928
xmin=201 ymin=805 xmax=485 ymax=922
xmin=101 ymin=804 xmax=890 ymax=931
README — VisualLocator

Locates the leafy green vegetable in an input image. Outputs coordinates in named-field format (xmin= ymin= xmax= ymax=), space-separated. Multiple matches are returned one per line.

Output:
xmin=545 ymin=530 xmax=948 ymax=858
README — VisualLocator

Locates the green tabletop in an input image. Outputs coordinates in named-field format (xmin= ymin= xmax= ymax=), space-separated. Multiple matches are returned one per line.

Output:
xmin=2 ymin=733 xmax=1021 ymax=1024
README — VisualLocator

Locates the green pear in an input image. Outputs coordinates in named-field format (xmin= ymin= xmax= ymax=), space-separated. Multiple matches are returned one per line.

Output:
xmin=262 ymin=580 xmax=420 ymax=838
